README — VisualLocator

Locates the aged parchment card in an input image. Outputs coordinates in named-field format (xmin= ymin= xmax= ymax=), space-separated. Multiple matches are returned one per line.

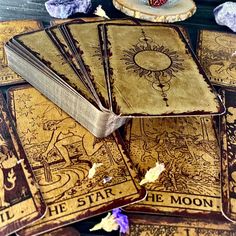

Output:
xmin=64 ymin=19 xmax=136 ymax=109
xmin=0 ymin=92 xmax=46 ymax=235
xmin=124 ymin=117 xmax=221 ymax=217
xmin=0 ymin=20 xmax=42 ymax=85
xmin=102 ymin=24 xmax=224 ymax=116
xmin=8 ymin=85 xmax=145 ymax=235
xmin=13 ymin=29 xmax=97 ymax=106
xmin=197 ymin=30 xmax=236 ymax=87
xmin=221 ymin=88 xmax=236 ymax=222
xmin=123 ymin=215 xmax=236 ymax=236
xmin=50 ymin=17 xmax=105 ymax=26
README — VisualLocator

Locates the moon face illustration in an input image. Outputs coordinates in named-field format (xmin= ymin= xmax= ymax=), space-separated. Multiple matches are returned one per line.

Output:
xmin=122 ymin=29 xmax=184 ymax=106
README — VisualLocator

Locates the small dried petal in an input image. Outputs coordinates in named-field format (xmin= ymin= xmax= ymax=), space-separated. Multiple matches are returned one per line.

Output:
xmin=88 ymin=163 xmax=103 ymax=179
xmin=140 ymin=162 xmax=165 ymax=185
xmin=94 ymin=5 xmax=110 ymax=19
xmin=90 ymin=212 xmax=119 ymax=232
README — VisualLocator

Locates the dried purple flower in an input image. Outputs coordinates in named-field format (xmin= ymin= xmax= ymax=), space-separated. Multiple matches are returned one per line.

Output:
xmin=112 ymin=208 xmax=129 ymax=233
xmin=90 ymin=208 xmax=129 ymax=233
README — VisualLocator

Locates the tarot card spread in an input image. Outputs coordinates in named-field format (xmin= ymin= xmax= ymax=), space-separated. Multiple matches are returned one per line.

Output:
xmin=0 ymin=92 xmax=45 ymax=235
xmin=63 ymin=19 xmax=136 ymax=109
xmin=221 ymin=89 xmax=236 ymax=222
xmin=0 ymin=20 xmax=42 ymax=85
xmin=197 ymin=30 xmax=236 ymax=87
xmin=8 ymin=85 xmax=145 ymax=236
xmin=102 ymin=25 xmax=223 ymax=116
xmin=124 ymin=117 xmax=221 ymax=216
xmin=123 ymin=215 xmax=236 ymax=236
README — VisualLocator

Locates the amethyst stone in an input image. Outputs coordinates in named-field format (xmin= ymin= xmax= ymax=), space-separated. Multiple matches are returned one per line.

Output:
xmin=214 ymin=2 xmax=236 ymax=32
xmin=45 ymin=0 xmax=92 ymax=19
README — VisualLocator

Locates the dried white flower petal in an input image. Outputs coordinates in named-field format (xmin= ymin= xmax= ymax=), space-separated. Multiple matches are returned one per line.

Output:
xmin=88 ymin=163 xmax=103 ymax=179
xmin=90 ymin=212 xmax=119 ymax=232
xmin=140 ymin=162 xmax=165 ymax=185
xmin=94 ymin=5 xmax=110 ymax=19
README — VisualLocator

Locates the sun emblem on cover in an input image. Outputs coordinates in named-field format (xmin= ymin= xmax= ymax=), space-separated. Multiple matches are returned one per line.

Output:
xmin=122 ymin=29 xmax=184 ymax=106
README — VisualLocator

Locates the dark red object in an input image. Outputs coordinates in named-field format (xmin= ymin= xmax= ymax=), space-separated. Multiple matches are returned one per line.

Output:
xmin=149 ymin=0 xmax=168 ymax=7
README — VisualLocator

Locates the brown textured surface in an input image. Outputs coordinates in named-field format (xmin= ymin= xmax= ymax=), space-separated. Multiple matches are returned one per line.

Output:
xmin=0 ymin=91 xmax=46 ymax=235
xmin=124 ymin=117 xmax=221 ymax=217
xmin=8 ymin=85 xmax=145 ymax=236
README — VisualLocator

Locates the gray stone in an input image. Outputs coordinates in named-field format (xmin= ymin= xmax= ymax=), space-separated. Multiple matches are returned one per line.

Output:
xmin=45 ymin=0 xmax=92 ymax=19
xmin=214 ymin=1 xmax=236 ymax=32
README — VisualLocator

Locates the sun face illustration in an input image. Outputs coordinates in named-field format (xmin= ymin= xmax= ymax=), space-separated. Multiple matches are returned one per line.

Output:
xmin=122 ymin=30 xmax=184 ymax=106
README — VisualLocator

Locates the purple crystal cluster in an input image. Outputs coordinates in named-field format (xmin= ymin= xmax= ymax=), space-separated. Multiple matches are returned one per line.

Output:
xmin=214 ymin=2 xmax=236 ymax=32
xmin=45 ymin=0 xmax=92 ymax=19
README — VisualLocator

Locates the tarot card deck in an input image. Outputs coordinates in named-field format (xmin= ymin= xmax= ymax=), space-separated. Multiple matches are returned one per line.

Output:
xmin=0 ymin=92 xmax=46 ymax=235
xmin=5 ymin=20 xmax=224 ymax=137
xmin=7 ymin=85 xmax=145 ymax=235
xmin=0 ymin=20 xmax=42 ymax=86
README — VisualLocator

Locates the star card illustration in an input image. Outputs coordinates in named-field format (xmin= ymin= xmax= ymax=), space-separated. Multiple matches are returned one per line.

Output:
xmin=123 ymin=214 xmax=236 ymax=236
xmin=0 ymin=92 xmax=46 ymax=235
xmin=0 ymin=20 xmax=42 ymax=85
xmin=197 ymin=30 xmax=236 ymax=87
xmin=124 ymin=117 xmax=221 ymax=217
xmin=221 ymin=88 xmax=236 ymax=222
xmin=7 ymin=85 xmax=145 ymax=236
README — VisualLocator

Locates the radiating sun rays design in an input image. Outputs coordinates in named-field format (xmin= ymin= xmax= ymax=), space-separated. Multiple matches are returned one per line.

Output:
xmin=121 ymin=29 xmax=184 ymax=106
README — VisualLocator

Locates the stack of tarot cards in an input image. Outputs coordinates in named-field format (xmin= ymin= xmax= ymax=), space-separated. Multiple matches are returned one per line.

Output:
xmin=5 ymin=19 xmax=224 ymax=137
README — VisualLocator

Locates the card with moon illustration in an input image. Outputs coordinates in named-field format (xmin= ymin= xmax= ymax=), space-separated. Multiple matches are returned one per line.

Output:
xmin=123 ymin=117 xmax=222 ymax=217
xmin=197 ymin=30 xmax=236 ymax=88
xmin=100 ymin=24 xmax=224 ymax=116
xmin=0 ymin=92 xmax=46 ymax=235
xmin=7 ymin=85 xmax=146 ymax=236
xmin=0 ymin=20 xmax=42 ymax=86
xmin=61 ymin=19 xmax=136 ymax=109
xmin=220 ymin=88 xmax=236 ymax=222
xmin=123 ymin=214 xmax=236 ymax=236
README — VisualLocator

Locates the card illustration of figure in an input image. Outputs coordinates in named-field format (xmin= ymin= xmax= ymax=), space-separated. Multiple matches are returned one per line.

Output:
xmin=124 ymin=117 xmax=221 ymax=217
xmin=0 ymin=92 xmax=46 ymax=235
xmin=123 ymin=214 xmax=236 ymax=236
xmin=7 ymin=85 xmax=145 ymax=236
xmin=221 ymin=89 xmax=236 ymax=222
xmin=197 ymin=30 xmax=236 ymax=87
xmin=0 ymin=20 xmax=42 ymax=85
